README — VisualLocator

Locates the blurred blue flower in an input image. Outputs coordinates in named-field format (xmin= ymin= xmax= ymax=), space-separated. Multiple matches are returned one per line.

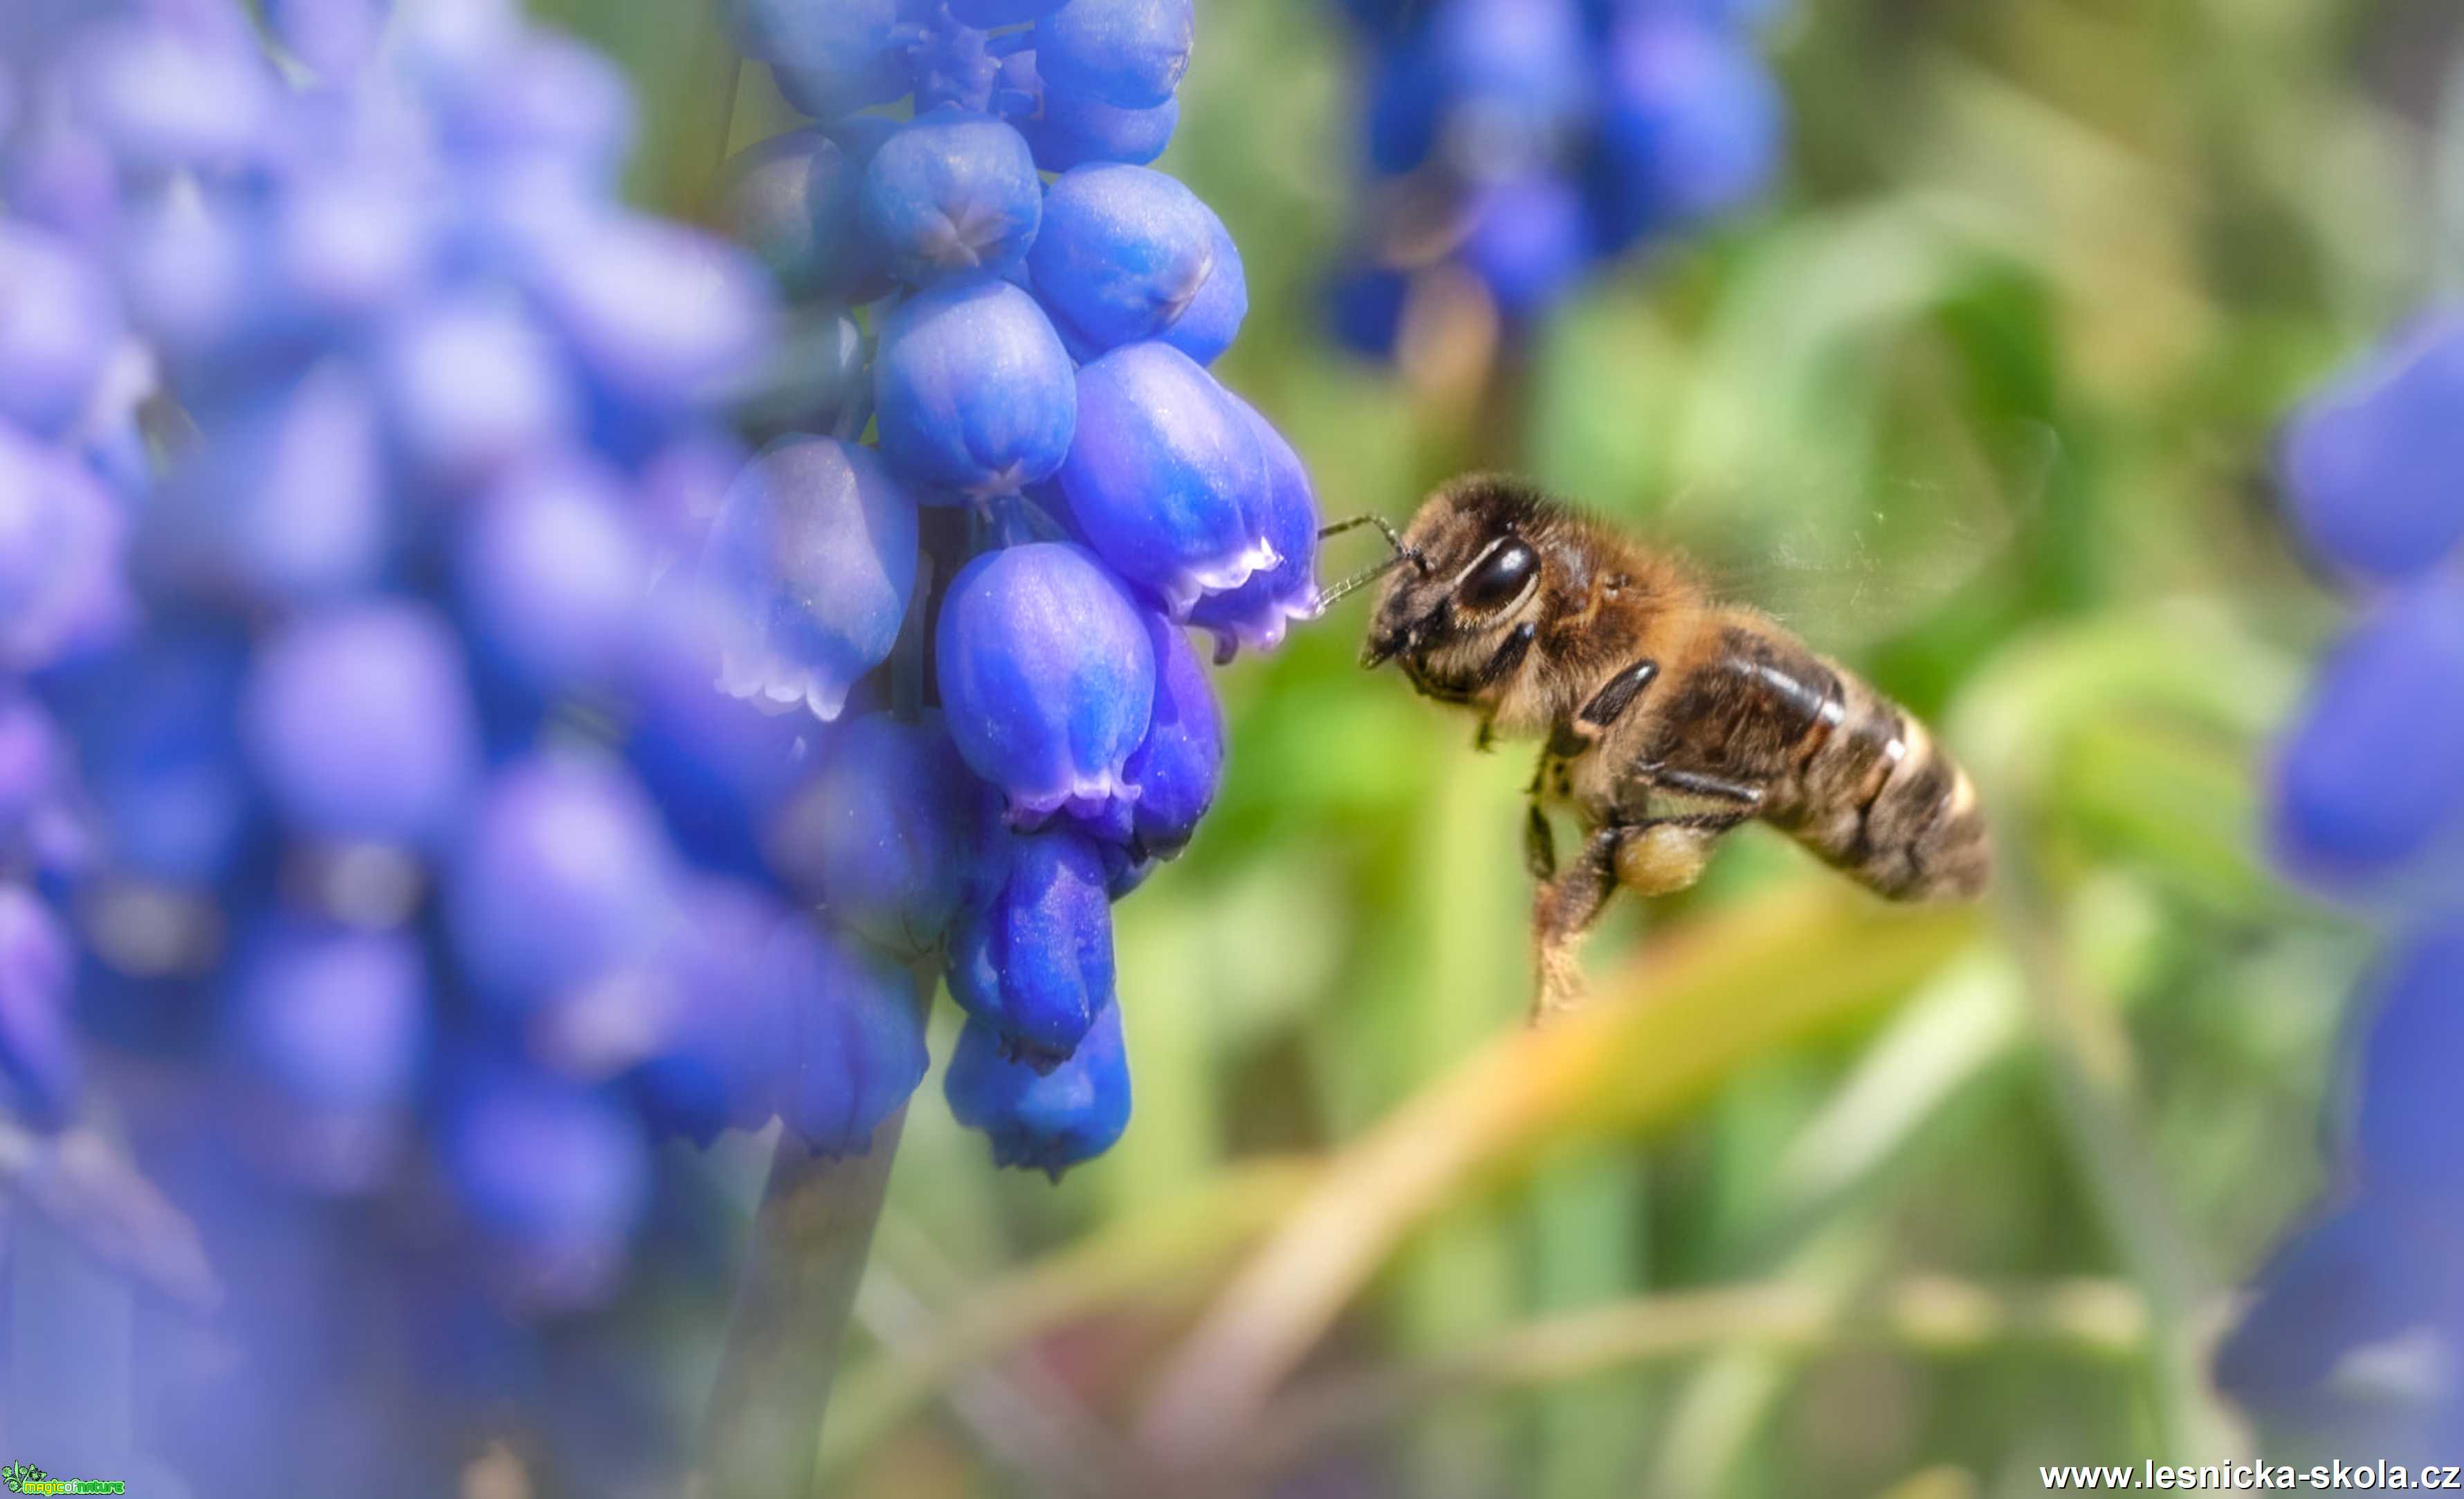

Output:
xmin=0 ymin=223 xmax=124 ymax=439
xmin=440 ymin=1065 xmax=650 ymax=1307
xmin=2348 ymin=916 xmax=2464 ymax=1197
xmin=2220 ymin=916 xmax=2464 ymax=1444
xmin=64 ymin=12 xmax=273 ymax=171
xmin=224 ymin=917 xmax=429 ymax=1190
xmin=0 ymin=424 xmax=130 ymax=672
xmin=457 ymin=455 xmax=648 ymax=692
xmin=2230 ymin=293 xmax=2464 ymax=1448
xmin=239 ymin=602 xmax=483 ymax=850
xmin=373 ymin=295 xmax=576 ymax=487
xmin=262 ymin=0 xmax=392 ymax=81
xmin=62 ymin=632 xmax=260 ymax=886
xmin=630 ymin=879 xmax=801 ymax=1144
xmin=162 ymin=361 xmax=390 ymax=603
xmin=0 ymin=883 xmax=78 ymax=1127
xmin=2281 ymin=311 xmax=2464 ymax=585
xmin=1461 ymin=173 xmax=1591 ymax=319
xmin=529 ymin=216 xmax=774 ymax=440
xmin=775 ymin=920 xmax=930 ymax=1154
xmin=2272 ymin=579 xmax=2464 ymax=894
xmin=1414 ymin=0 xmax=1595 ymax=176
xmin=228 ymin=919 xmax=430 ymax=1116
xmin=1324 ymin=0 xmax=1785 ymax=340
xmin=1591 ymin=8 xmax=1783 ymax=246
xmin=769 ymin=711 xmax=991 ymax=959
xmin=447 ymin=754 xmax=677 ymax=1017
xmin=2215 ymin=1193 xmax=2455 ymax=1416
xmin=700 ymin=433 xmax=919 ymax=720
xmin=954 ymin=0 xmax=1071 ymax=24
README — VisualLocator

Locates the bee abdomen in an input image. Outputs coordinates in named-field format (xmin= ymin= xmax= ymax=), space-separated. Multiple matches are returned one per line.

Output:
xmin=1778 ymin=674 xmax=1989 ymax=902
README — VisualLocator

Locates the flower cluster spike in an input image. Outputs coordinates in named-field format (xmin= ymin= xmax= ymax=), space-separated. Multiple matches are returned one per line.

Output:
xmin=2217 ymin=309 xmax=2464 ymax=1451
xmin=1323 ymin=0 xmax=1789 ymax=355
xmin=719 ymin=0 xmax=1322 ymax=1177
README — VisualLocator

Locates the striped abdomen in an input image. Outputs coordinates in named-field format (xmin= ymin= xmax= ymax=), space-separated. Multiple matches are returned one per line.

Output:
xmin=1626 ymin=619 xmax=1989 ymax=902
xmin=1771 ymin=665 xmax=1990 ymax=902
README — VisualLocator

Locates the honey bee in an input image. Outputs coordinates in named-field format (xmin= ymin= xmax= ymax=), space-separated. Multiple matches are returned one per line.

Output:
xmin=1323 ymin=474 xmax=1990 ymax=1020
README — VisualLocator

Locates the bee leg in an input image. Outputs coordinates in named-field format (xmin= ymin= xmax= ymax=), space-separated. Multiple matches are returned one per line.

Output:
xmin=1530 ymin=824 xmax=1624 ymax=1024
xmin=1524 ymin=803 xmax=1558 ymax=881
xmin=1475 ymin=717 xmax=1497 ymax=753
xmin=1648 ymin=767 xmax=1764 ymax=808
xmin=1611 ymin=813 xmax=1742 ymax=897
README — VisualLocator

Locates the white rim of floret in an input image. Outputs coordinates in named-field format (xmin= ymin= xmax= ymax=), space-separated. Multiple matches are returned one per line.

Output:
xmin=1199 ymin=578 xmax=1321 ymax=662
xmin=1149 ymin=536 xmax=1281 ymax=619
xmin=715 ymin=648 xmax=852 ymax=721
xmin=1003 ymin=762 xmax=1142 ymax=828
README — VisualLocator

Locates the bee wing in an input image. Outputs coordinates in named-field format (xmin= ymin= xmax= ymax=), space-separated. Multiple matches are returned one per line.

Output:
xmin=1659 ymin=423 xmax=2056 ymax=653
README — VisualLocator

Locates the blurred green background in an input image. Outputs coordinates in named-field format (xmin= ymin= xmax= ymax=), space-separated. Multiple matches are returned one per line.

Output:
xmin=551 ymin=0 xmax=2445 ymax=1492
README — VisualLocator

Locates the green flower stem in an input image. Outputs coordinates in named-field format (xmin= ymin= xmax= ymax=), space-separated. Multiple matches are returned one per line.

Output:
xmin=700 ymin=1111 xmax=907 ymax=1499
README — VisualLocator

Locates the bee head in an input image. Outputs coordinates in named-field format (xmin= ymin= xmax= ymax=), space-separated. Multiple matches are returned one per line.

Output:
xmin=1357 ymin=474 xmax=1554 ymax=700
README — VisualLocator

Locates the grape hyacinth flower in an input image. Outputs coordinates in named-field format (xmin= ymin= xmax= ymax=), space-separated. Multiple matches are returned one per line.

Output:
xmin=1119 ymin=610 xmax=1226 ymax=864
xmin=1029 ymin=164 xmax=1216 ymax=352
xmin=1189 ymin=393 xmax=1322 ymax=658
xmin=722 ymin=0 xmax=1322 ymax=1174
xmin=946 ymin=825 xmax=1118 ymax=1066
xmin=2220 ymin=311 xmax=2464 ymax=1453
xmin=1055 ymin=341 xmax=1278 ymax=615
xmin=873 ymin=275 xmax=1077 ymax=498
xmin=938 ymin=541 xmax=1156 ymax=825
xmin=945 ymin=1000 xmax=1132 ymax=1178
xmin=861 ymin=107 xmax=1044 ymax=282
xmin=1324 ymin=0 xmax=1789 ymax=354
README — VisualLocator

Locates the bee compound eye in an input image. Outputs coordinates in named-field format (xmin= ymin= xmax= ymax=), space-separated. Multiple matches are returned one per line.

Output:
xmin=1459 ymin=538 xmax=1538 ymax=612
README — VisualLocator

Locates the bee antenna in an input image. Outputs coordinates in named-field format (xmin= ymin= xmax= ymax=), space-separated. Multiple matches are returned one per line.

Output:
xmin=1315 ymin=514 xmax=1429 ymax=608
xmin=1314 ymin=551 xmax=1414 ymax=608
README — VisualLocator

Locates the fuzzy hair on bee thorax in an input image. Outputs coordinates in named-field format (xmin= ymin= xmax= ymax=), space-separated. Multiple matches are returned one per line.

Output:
xmin=1362 ymin=473 xmax=1699 ymax=741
